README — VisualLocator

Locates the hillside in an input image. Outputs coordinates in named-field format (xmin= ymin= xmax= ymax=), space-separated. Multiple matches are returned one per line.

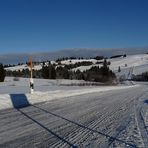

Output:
xmin=5 ymin=54 xmax=148 ymax=81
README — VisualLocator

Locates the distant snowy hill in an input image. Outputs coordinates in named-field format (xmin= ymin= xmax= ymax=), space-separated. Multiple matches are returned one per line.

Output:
xmin=5 ymin=54 xmax=148 ymax=79
xmin=72 ymin=54 xmax=148 ymax=78
xmin=1 ymin=47 xmax=148 ymax=64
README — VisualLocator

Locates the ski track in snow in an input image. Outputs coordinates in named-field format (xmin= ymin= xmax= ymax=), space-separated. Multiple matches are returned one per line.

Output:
xmin=109 ymin=92 xmax=148 ymax=148
xmin=1 ymin=54 xmax=148 ymax=147
xmin=0 ymin=84 xmax=148 ymax=147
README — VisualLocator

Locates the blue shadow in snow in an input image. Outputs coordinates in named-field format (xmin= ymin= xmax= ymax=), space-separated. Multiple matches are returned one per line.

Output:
xmin=33 ymin=105 xmax=137 ymax=148
xmin=144 ymin=99 xmax=148 ymax=104
xmin=9 ymin=94 xmax=77 ymax=147
xmin=10 ymin=94 xmax=30 ymax=109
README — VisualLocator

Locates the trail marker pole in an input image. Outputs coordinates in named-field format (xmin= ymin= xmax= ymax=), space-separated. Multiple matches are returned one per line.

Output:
xmin=28 ymin=58 xmax=34 ymax=94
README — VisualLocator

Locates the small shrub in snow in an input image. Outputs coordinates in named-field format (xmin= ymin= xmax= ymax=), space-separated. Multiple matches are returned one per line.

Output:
xmin=13 ymin=77 xmax=20 ymax=81
xmin=118 ymin=66 xmax=121 ymax=72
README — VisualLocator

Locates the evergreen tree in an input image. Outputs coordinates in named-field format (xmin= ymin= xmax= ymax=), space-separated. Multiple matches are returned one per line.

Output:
xmin=42 ymin=65 xmax=49 ymax=79
xmin=49 ymin=65 xmax=56 ymax=79
xmin=56 ymin=66 xmax=69 ymax=79
xmin=101 ymin=59 xmax=109 ymax=75
xmin=0 ymin=63 xmax=6 ymax=82
xmin=42 ymin=63 xmax=56 ymax=79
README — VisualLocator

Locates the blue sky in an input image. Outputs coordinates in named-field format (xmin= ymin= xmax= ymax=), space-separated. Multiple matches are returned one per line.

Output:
xmin=0 ymin=0 xmax=148 ymax=53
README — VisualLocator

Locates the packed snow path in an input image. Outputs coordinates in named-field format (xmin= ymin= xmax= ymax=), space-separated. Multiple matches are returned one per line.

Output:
xmin=0 ymin=85 xmax=148 ymax=147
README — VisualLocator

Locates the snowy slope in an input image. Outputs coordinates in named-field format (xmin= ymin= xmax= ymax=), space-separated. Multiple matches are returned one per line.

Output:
xmin=5 ymin=64 xmax=28 ymax=71
xmin=5 ymin=64 xmax=42 ymax=71
xmin=110 ymin=54 xmax=148 ymax=73
xmin=5 ymin=61 xmax=56 ymax=71
xmin=72 ymin=54 xmax=148 ymax=77
xmin=4 ymin=54 xmax=148 ymax=80
xmin=61 ymin=59 xmax=98 ymax=65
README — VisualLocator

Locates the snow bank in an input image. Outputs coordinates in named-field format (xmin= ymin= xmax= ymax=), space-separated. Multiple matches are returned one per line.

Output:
xmin=0 ymin=84 xmax=139 ymax=111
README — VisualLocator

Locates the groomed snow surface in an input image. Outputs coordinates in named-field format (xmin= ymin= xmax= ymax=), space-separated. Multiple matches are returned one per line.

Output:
xmin=1 ymin=54 xmax=148 ymax=147
xmin=0 ymin=77 xmax=138 ymax=111
xmin=0 ymin=77 xmax=148 ymax=147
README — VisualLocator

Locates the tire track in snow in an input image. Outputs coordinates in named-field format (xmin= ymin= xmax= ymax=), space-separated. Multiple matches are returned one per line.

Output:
xmin=106 ymin=92 xmax=148 ymax=148
xmin=30 ymin=93 xmax=138 ymax=147
xmin=135 ymin=99 xmax=148 ymax=147
xmin=18 ymin=109 xmax=78 ymax=148
xmin=13 ymin=95 xmax=135 ymax=148
xmin=0 ymin=86 xmax=147 ymax=147
xmin=100 ymin=93 xmax=145 ymax=148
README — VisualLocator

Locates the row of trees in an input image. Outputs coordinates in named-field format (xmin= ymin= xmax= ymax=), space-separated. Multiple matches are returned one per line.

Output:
xmin=43 ymin=59 xmax=116 ymax=82
xmin=64 ymin=61 xmax=93 ymax=70
xmin=0 ymin=64 xmax=6 ymax=82
xmin=132 ymin=72 xmax=148 ymax=81
xmin=56 ymin=56 xmax=105 ymax=62
xmin=6 ymin=59 xmax=116 ymax=83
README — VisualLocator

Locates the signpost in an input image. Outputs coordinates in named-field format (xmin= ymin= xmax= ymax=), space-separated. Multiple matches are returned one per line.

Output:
xmin=28 ymin=58 xmax=34 ymax=94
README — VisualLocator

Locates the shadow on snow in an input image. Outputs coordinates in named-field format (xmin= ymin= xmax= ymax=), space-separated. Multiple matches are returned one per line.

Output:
xmin=10 ymin=94 xmax=30 ymax=109
xmin=144 ymin=99 xmax=148 ymax=104
xmin=9 ymin=94 xmax=77 ymax=148
xmin=9 ymin=94 xmax=137 ymax=147
xmin=33 ymin=105 xmax=137 ymax=148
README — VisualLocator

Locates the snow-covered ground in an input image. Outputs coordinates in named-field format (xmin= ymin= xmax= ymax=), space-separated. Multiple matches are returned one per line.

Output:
xmin=72 ymin=54 xmax=148 ymax=75
xmin=0 ymin=77 xmax=138 ymax=111
xmin=5 ymin=61 xmax=56 ymax=71
xmin=60 ymin=59 xmax=98 ymax=65
xmin=5 ymin=64 xmax=42 ymax=71
xmin=0 ymin=78 xmax=147 ymax=147
xmin=1 ymin=54 xmax=148 ymax=147
xmin=109 ymin=54 xmax=148 ymax=71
